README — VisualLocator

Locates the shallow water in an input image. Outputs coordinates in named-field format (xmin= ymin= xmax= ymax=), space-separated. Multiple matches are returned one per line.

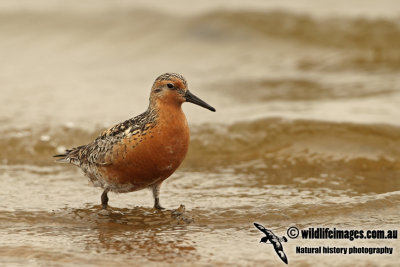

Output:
xmin=0 ymin=1 xmax=400 ymax=266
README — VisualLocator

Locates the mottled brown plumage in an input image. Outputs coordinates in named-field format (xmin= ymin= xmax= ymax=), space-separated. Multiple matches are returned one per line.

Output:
xmin=55 ymin=73 xmax=215 ymax=209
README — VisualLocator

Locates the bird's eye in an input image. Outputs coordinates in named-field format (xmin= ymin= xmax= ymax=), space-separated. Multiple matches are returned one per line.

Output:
xmin=167 ymin=83 xmax=174 ymax=89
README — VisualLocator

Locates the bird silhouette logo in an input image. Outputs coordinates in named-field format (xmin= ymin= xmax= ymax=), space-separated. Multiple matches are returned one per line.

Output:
xmin=254 ymin=223 xmax=288 ymax=264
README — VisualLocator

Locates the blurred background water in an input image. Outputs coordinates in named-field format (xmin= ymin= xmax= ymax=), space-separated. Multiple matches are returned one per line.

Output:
xmin=0 ymin=1 xmax=399 ymax=266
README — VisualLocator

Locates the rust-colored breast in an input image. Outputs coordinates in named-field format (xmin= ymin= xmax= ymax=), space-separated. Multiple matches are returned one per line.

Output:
xmin=98 ymin=105 xmax=189 ymax=191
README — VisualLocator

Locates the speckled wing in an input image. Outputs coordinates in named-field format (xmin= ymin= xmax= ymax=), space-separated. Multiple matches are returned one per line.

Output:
xmin=78 ymin=135 xmax=118 ymax=165
xmin=77 ymin=123 xmax=147 ymax=165
xmin=54 ymin=136 xmax=116 ymax=166
xmin=55 ymin=109 xmax=157 ymax=166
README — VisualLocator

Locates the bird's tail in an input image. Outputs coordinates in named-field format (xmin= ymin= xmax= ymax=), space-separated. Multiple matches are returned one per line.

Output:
xmin=53 ymin=145 xmax=85 ymax=165
xmin=53 ymin=153 xmax=70 ymax=163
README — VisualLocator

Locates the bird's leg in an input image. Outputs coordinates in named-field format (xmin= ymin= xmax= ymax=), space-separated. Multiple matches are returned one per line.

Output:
xmin=152 ymin=182 xmax=164 ymax=210
xmin=101 ymin=188 xmax=110 ymax=209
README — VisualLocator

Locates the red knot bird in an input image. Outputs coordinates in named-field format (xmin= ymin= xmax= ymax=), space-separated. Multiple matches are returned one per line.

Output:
xmin=54 ymin=73 xmax=215 ymax=209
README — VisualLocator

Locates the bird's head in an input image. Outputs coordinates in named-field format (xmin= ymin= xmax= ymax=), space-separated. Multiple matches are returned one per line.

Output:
xmin=260 ymin=236 xmax=269 ymax=243
xmin=150 ymin=73 xmax=215 ymax=112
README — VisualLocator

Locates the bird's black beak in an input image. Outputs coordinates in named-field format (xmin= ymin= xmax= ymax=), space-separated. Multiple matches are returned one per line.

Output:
xmin=185 ymin=90 xmax=216 ymax=112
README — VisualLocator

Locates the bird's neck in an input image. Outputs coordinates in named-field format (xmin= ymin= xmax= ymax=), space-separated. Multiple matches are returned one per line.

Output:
xmin=149 ymin=99 xmax=190 ymax=152
xmin=149 ymin=98 xmax=184 ymax=117
xmin=157 ymin=101 xmax=186 ymax=125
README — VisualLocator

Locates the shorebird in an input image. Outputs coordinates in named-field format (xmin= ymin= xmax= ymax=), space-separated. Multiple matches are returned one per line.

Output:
xmin=54 ymin=73 xmax=215 ymax=210
xmin=254 ymin=223 xmax=288 ymax=264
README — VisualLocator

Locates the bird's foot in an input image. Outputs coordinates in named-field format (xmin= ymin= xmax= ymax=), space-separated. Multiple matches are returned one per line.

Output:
xmin=153 ymin=196 xmax=165 ymax=210
xmin=101 ymin=188 xmax=109 ymax=210
xmin=154 ymin=203 xmax=165 ymax=210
